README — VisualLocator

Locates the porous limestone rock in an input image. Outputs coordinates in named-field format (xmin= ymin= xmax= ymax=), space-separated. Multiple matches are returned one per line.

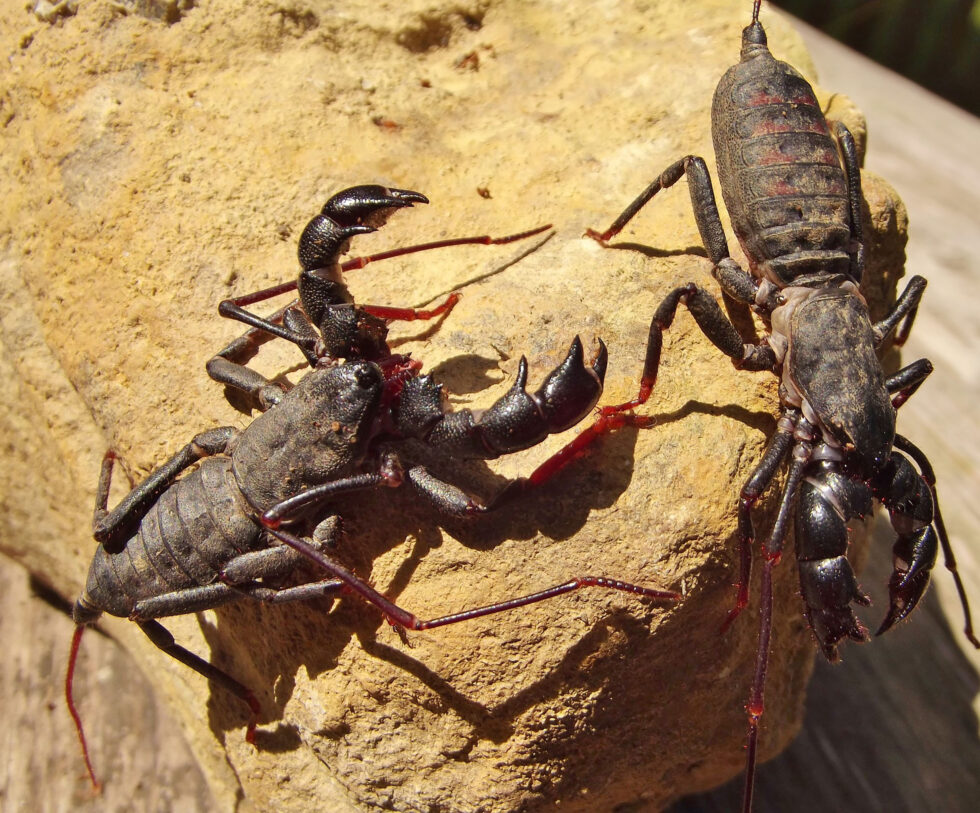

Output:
xmin=0 ymin=1 xmax=906 ymax=810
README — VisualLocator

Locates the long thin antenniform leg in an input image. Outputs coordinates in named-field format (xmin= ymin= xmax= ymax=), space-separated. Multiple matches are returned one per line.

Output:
xmin=483 ymin=407 xmax=657 ymax=509
xmin=340 ymin=224 xmax=552 ymax=271
xmin=258 ymin=461 xmax=678 ymax=628
xmin=891 ymin=435 xmax=980 ymax=648
xmin=264 ymin=524 xmax=678 ymax=631
xmin=742 ymin=443 xmax=809 ymax=813
xmin=741 ymin=556 xmax=770 ymax=813
xmin=216 ymin=290 xmax=463 ymax=350
xmin=360 ymin=292 xmax=461 ymax=322
xmin=215 ymin=225 xmax=551 ymax=339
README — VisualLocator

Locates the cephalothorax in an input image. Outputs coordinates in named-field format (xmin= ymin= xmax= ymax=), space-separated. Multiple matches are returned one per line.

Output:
xmin=585 ymin=2 xmax=978 ymax=808
xmin=68 ymin=187 xmax=677 ymax=789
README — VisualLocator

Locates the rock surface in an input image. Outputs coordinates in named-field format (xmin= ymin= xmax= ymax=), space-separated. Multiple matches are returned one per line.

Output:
xmin=0 ymin=1 xmax=906 ymax=811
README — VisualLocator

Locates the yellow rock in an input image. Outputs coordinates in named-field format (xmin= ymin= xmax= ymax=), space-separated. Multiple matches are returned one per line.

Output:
xmin=0 ymin=1 xmax=906 ymax=810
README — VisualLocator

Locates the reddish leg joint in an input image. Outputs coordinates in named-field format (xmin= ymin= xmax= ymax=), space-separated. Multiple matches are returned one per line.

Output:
xmin=243 ymin=691 xmax=262 ymax=744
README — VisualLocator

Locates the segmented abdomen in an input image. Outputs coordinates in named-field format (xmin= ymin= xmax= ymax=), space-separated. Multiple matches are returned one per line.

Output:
xmin=82 ymin=458 xmax=261 ymax=618
xmin=712 ymin=53 xmax=852 ymax=283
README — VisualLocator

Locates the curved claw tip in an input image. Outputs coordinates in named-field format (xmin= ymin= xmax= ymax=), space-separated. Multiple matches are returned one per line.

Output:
xmin=876 ymin=602 xmax=909 ymax=637
xmin=878 ymin=567 xmax=930 ymax=635
xmin=513 ymin=356 xmax=529 ymax=390
xmin=592 ymin=338 xmax=608 ymax=382
xmin=566 ymin=335 xmax=585 ymax=362
xmin=875 ymin=607 xmax=903 ymax=637
xmin=322 ymin=185 xmax=427 ymax=223
xmin=390 ymin=188 xmax=429 ymax=205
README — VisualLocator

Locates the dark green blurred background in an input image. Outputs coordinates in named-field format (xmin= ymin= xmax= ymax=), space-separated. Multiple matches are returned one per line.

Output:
xmin=772 ymin=0 xmax=980 ymax=115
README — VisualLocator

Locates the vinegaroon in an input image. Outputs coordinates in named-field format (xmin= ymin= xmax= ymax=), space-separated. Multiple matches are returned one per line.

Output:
xmin=67 ymin=185 xmax=678 ymax=789
xmin=585 ymin=2 xmax=979 ymax=809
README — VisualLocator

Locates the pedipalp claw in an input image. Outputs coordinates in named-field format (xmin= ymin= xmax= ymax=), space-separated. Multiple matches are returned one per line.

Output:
xmin=798 ymin=556 xmax=870 ymax=662
xmin=535 ymin=336 xmax=606 ymax=432
xmin=877 ymin=567 xmax=930 ymax=636
xmin=877 ymin=528 xmax=936 ymax=636
xmin=321 ymin=184 xmax=428 ymax=227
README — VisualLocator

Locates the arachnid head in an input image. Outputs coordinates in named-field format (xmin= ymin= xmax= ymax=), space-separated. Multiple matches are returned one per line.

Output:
xmin=304 ymin=360 xmax=386 ymax=441
xmin=232 ymin=361 xmax=386 ymax=510
xmin=787 ymin=289 xmax=895 ymax=475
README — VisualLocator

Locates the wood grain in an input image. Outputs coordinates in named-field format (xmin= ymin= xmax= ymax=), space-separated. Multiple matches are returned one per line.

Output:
xmin=0 ymin=563 xmax=214 ymax=812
